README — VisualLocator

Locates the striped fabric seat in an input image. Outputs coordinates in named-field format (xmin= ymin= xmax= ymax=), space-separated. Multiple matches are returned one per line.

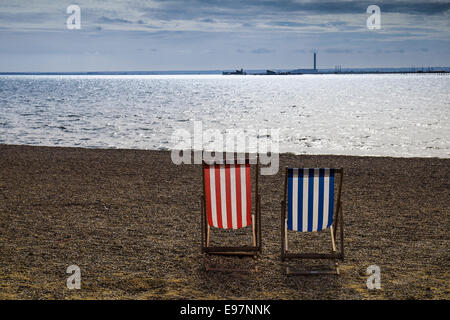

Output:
xmin=203 ymin=163 xmax=252 ymax=229
xmin=287 ymin=168 xmax=335 ymax=232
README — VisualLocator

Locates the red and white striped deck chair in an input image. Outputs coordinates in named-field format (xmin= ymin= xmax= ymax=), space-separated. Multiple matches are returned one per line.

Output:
xmin=200 ymin=155 xmax=261 ymax=262
xmin=281 ymin=167 xmax=344 ymax=275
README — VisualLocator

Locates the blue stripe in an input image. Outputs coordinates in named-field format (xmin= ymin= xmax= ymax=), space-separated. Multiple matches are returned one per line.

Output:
xmin=318 ymin=169 xmax=324 ymax=231
xmin=287 ymin=168 xmax=336 ymax=232
xmin=327 ymin=169 xmax=335 ymax=228
xmin=297 ymin=169 xmax=304 ymax=231
xmin=287 ymin=169 xmax=293 ymax=230
xmin=307 ymin=168 xmax=314 ymax=232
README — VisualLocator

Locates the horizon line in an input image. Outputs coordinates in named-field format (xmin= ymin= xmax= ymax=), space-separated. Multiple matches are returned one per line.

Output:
xmin=1 ymin=66 xmax=450 ymax=75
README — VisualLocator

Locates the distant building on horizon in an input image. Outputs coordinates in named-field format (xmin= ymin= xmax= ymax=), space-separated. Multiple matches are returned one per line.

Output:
xmin=314 ymin=52 xmax=317 ymax=71
xmin=291 ymin=52 xmax=318 ymax=74
xmin=222 ymin=68 xmax=246 ymax=75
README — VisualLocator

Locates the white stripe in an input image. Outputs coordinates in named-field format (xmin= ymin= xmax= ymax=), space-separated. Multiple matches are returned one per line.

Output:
xmin=322 ymin=169 xmax=330 ymax=230
xmin=292 ymin=169 xmax=298 ymax=231
xmin=302 ymin=169 xmax=309 ymax=232
xmin=312 ymin=169 xmax=320 ymax=232
xmin=219 ymin=166 xmax=228 ymax=228
xmin=230 ymin=165 xmax=238 ymax=229
xmin=240 ymin=165 xmax=247 ymax=227
xmin=209 ymin=167 xmax=218 ymax=228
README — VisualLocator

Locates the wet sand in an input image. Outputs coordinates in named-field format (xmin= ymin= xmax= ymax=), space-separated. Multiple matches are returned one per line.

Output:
xmin=0 ymin=144 xmax=448 ymax=299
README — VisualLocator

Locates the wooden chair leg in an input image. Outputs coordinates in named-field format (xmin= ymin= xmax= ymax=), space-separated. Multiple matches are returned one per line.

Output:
xmin=330 ymin=226 xmax=339 ymax=274
xmin=283 ymin=226 xmax=340 ymax=276
xmin=330 ymin=226 xmax=336 ymax=253
xmin=284 ymin=219 xmax=288 ymax=252
xmin=340 ymin=204 xmax=344 ymax=260
xmin=258 ymin=195 xmax=262 ymax=253
xmin=206 ymin=225 xmax=210 ymax=247
xmin=251 ymin=214 xmax=256 ymax=246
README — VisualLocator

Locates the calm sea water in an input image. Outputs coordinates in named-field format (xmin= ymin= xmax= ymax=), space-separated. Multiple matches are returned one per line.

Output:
xmin=0 ymin=74 xmax=449 ymax=157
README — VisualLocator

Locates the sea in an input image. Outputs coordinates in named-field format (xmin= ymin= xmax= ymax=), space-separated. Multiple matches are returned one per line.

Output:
xmin=0 ymin=74 xmax=449 ymax=158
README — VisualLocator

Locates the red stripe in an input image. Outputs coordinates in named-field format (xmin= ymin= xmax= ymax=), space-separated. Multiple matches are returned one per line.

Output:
xmin=235 ymin=165 xmax=243 ymax=229
xmin=245 ymin=164 xmax=252 ymax=226
xmin=225 ymin=165 xmax=233 ymax=228
xmin=204 ymin=166 xmax=213 ymax=226
xmin=214 ymin=165 xmax=223 ymax=228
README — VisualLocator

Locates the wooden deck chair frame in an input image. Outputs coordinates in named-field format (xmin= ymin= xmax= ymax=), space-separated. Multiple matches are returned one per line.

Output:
xmin=281 ymin=167 xmax=344 ymax=275
xmin=200 ymin=153 xmax=262 ymax=268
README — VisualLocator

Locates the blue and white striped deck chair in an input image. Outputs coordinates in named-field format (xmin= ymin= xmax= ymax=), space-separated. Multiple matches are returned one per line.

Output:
xmin=281 ymin=167 xmax=344 ymax=275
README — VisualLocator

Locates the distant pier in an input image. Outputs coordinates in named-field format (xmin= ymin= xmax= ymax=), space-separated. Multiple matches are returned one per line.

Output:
xmin=223 ymin=69 xmax=450 ymax=76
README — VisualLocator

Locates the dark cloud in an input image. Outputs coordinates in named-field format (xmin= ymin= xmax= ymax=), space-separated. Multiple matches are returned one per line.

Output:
xmin=269 ymin=20 xmax=354 ymax=31
xmin=380 ymin=2 xmax=450 ymax=15
xmin=199 ymin=18 xmax=215 ymax=23
xmin=147 ymin=0 xmax=450 ymax=19
xmin=0 ymin=12 xmax=55 ymax=23
xmin=375 ymin=48 xmax=406 ymax=54
xmin=324 ymin=21 xmax=348 ymax=27
xmin=251 ymin=48 xmax=275 ymax=54
xmin=98 ymin=16 xmax=133 ymax=24
xmin=1 ymin=0 xmax=449 ymax=71
xmin=270 ymin=21 xmax=313 ymax=28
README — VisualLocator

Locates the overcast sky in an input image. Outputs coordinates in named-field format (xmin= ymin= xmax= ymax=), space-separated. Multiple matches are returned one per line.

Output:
xmin=0 ymin=0 xmax=449 ymax=72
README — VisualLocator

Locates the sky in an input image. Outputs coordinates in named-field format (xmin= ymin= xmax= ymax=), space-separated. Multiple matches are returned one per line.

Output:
xmin=0 ymin=0 xmax=449 ymax=72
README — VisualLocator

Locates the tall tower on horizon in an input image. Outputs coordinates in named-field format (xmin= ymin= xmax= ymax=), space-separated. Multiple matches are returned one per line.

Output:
xmin=314 ymin=52 xmax=317 ymax=71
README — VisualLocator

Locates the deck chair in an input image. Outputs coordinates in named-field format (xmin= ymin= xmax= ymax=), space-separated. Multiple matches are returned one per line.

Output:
xmin=200 ymin=154 xmax=261 ymax=271
xmin=281 ymin=167 xmax=344 ymax=275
